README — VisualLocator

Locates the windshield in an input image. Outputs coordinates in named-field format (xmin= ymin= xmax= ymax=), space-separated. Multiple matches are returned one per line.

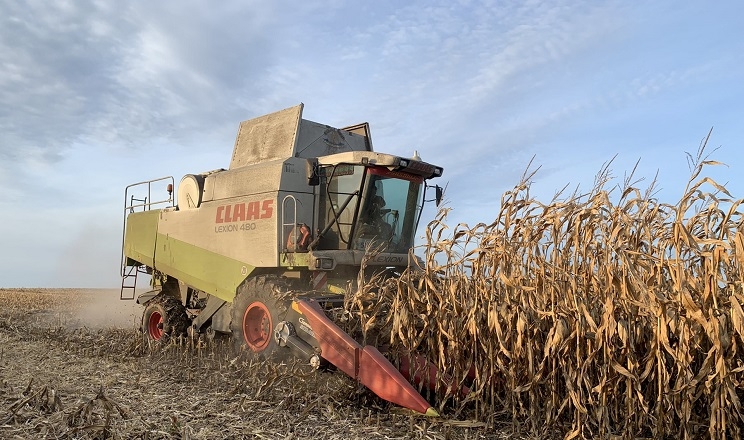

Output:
xmin=354 ymin=168 xmax=423 ymax=253
xmin=316 ymin=164 xmax=423 ymax=253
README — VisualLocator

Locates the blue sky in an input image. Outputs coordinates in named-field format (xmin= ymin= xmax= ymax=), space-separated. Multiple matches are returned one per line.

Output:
xmin=1 ymin=1 xmax=742 ymax=287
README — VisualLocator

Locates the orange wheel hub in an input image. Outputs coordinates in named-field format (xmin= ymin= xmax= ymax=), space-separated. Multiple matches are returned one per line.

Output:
xmin=148 ymin=310 xmax=164 ymax=340
xmin=242 ymin=301 xmax=272 ymax=351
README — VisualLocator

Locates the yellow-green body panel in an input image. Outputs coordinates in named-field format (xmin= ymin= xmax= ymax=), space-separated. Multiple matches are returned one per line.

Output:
xmin=123 ymin=210 xmax=159 ymax=268
xmin=154 ymin=233 xmax=254 ymax=302
xmin=124 ymin=207 xmax=264 ymax=303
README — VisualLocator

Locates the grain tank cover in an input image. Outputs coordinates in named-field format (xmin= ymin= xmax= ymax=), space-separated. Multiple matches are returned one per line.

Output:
xmin=229 ymin=103 xmax=372 ymax=170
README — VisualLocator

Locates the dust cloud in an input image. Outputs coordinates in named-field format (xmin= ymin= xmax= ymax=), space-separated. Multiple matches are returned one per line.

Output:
xmin=69 ymin=288 xmax=141 ymax=329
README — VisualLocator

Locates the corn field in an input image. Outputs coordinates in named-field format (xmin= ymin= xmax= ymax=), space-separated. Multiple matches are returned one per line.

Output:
xmin=349 ymin=142 xmax=744 ymax=439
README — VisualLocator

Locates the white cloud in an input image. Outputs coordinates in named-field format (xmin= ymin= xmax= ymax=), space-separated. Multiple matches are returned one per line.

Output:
xmin=0 ymin=0 xmax=742 ymax=286
xmin=0 ymin=1 xmax=283 ymax=166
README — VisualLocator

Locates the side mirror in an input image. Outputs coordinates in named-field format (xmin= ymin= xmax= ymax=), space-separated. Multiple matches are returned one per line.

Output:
xmin=306 ymin=158 xmax=320 ymax=186
xmin=435 ymin=185 xmax=444 ymax=207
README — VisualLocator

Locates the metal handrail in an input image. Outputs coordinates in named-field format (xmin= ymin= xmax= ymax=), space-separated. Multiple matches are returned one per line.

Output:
xmin=120 ymin=176 xmax=174 ymax=277
xmin=282 ymin=194 xmax=298 ymax=252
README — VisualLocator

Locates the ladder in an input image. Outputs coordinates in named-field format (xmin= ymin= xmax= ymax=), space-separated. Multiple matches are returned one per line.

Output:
xmin=120 ymin=264 xmax=149 ymax=300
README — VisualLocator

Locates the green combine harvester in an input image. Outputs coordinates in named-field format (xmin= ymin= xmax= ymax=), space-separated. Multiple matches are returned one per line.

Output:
xmin=120 ymin=104 xmax=445 ymax=415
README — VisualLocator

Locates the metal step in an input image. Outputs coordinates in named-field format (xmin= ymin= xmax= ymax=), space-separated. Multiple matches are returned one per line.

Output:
xmin=120 ymin=264 xmax=146 ymax=300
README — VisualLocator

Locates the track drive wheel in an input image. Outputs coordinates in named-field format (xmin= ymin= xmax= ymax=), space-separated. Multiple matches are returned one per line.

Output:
xmin=230 ymin=276 xmax=294 ymax=360
xmin=142 ymin=295 xmax=189 ymax=343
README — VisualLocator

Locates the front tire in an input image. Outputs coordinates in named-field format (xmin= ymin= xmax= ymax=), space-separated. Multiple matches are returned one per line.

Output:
xmin=230 ymin=276 xmax=295 ymax=360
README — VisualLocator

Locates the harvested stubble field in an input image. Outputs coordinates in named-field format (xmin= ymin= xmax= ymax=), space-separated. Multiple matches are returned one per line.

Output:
xmin=0 ymin=288 xmax=495 ymax=439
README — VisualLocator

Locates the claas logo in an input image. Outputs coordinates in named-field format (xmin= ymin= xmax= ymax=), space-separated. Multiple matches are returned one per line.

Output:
xmin=215 ymin=200 xmax=274 ymax=223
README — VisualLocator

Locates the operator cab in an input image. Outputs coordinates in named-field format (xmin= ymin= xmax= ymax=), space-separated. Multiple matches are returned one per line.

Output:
xmin=312 ymin=151 xmax=443 ymax=256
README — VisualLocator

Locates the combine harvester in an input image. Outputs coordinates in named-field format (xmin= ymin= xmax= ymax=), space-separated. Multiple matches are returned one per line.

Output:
xmin=120 ymin=104 xmax=445 ymax=416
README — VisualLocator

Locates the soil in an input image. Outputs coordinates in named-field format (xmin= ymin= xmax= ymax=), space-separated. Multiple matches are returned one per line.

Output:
xmin=0 ymin=289 xmax=503 ymax=439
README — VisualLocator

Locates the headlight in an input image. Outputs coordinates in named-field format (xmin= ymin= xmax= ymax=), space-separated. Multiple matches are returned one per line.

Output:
xmin=314 ymin=257 xmax=335 ymax=270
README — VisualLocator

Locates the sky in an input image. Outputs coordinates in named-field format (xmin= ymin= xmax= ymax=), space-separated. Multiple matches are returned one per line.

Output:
xmin=1 ymin=0 xmax=742 ymax=287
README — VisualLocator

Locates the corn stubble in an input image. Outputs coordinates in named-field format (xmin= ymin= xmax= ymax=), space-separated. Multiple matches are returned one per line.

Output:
xmin=350 ymin=142 xmax=744 ymax=439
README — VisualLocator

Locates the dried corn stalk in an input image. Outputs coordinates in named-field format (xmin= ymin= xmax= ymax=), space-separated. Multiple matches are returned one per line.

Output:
xmin=350 ymin=140 xmax=744 ymax=440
